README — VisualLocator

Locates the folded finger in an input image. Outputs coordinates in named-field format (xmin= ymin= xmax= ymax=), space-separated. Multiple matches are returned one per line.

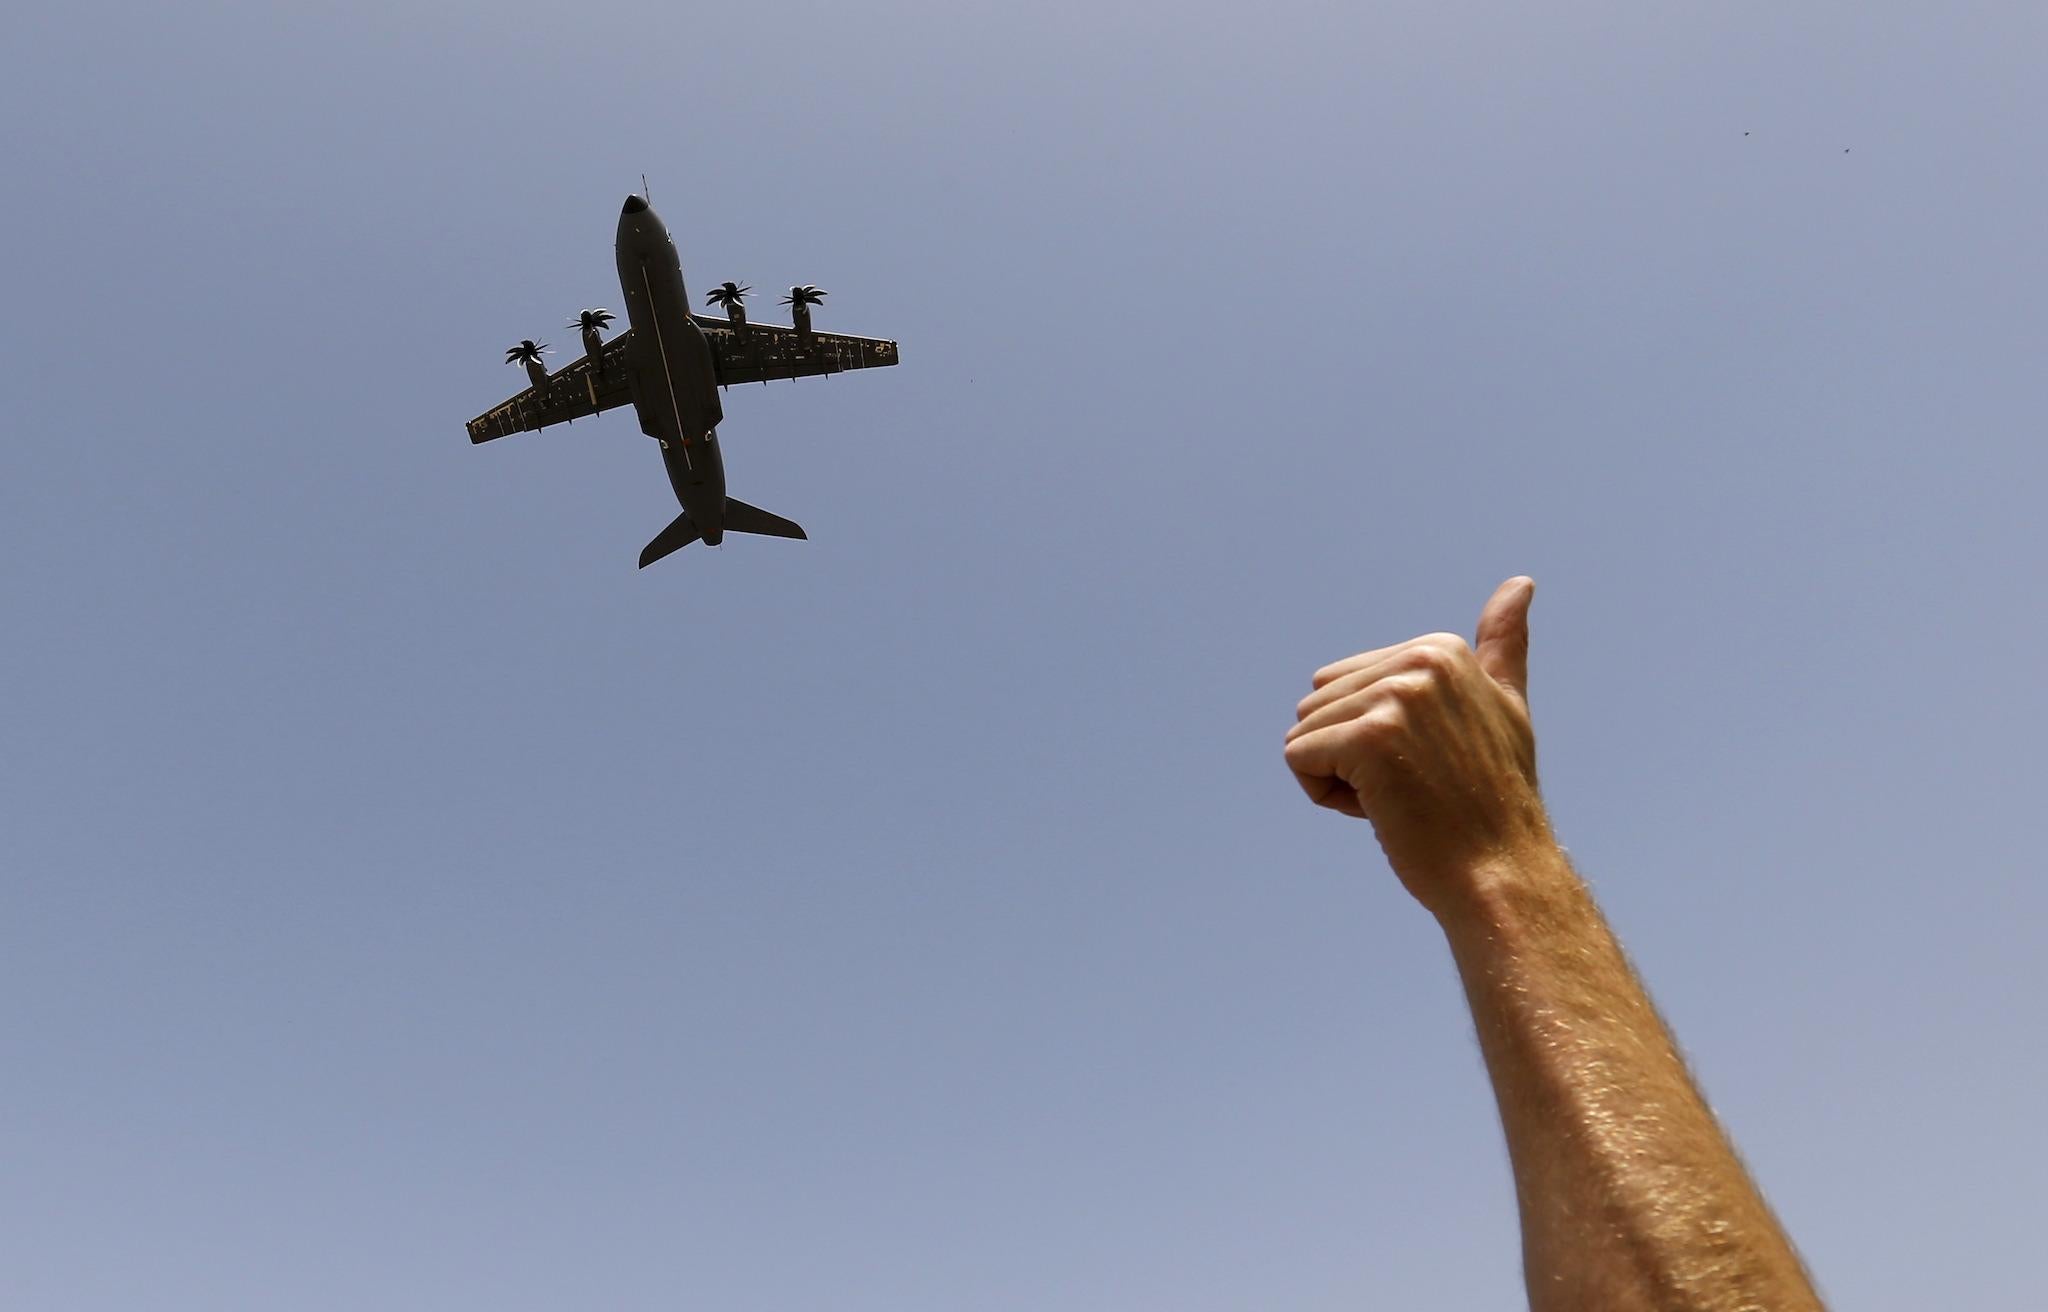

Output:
xmin=1286 ymin=672 xmax=1430 ymax=744
xmin=1311 ymin=642 xmax=1406 ymax=689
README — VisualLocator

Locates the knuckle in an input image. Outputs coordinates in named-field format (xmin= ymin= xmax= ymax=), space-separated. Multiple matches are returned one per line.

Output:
xmin=1384 ymin=671 xmax=1433 ymax=704
xmin=1403 ymin=645 xmax=1451 ymax=677
xmin=1357 ymin=701 xmax=1407 ymax=739
xmin=1403 ymin=641 xmax=1458 ymax=678
xmin=1397 ymin=634 xmax=1472 ymax=682
xmin=1420 ymin=631 xmax=1472 ymax=660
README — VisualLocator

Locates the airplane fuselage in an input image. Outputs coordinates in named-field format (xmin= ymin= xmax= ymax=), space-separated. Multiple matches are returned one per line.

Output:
xmin=615 ymin=196 xmax=729 ymax=544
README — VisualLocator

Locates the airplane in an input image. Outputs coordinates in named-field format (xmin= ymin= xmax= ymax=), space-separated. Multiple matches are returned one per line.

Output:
xmin=467 ymin=194 xmax=900 ymax=568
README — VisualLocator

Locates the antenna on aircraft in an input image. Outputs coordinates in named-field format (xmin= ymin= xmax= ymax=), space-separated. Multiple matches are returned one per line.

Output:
xmin=641 ymin=173 xmax=651 ymax=204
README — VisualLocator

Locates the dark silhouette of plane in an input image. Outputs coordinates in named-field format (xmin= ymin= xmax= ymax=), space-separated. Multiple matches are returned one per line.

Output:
xmin=467 ymin=194 xmax=899 ymax=567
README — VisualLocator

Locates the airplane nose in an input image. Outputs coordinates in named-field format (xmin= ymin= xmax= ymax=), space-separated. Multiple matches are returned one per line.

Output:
xmin=622 ymin=194 xmax=648 ymax=214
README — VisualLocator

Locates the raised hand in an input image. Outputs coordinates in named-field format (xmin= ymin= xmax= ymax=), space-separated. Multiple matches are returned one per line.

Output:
xmin=1284 ymin=577 xmax=1550 ymax=912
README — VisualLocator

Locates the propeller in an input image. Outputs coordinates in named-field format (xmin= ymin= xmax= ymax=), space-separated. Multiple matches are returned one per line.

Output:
xmin=705 ymin=282 xmax=751 ymax=309
xmin=567 ymin=309 xmax=615 ymax=333
xmin=505 ymin=339 xmax=550 ymax=365
xmin=780 ymin=285 xmax=827 ymax=309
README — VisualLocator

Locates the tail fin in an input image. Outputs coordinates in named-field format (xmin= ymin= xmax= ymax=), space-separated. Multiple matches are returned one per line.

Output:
xmin=638 ymin=511 xmax=702 ymax=568
xmin=722 ymin=497 xmax=807 ymax=541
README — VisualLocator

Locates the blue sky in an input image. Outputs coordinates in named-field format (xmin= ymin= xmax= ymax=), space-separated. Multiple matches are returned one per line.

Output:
xmin=3 ymin=2 xmax=2043 ymax=1307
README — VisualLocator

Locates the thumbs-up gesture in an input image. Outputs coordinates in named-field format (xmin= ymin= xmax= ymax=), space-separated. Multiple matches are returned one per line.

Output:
xmin=1284 ymin=578 xmax=1552 ymax=912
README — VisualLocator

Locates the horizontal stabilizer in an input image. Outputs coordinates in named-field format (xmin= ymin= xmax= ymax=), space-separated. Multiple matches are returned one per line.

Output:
xmin=638 ymin=511 xmax=702 ymax=569
xmin=722 ymin=497 xmax=807 ymax=541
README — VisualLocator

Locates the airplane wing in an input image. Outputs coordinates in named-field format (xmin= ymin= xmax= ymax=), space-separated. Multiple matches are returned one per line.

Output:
xmin=465 ymin=332 xmax=637 ymax=444
xmin=694 ymin=315 xmax=900 ymax=388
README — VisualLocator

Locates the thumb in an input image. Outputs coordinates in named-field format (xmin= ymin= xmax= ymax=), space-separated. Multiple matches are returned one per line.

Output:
xmin=1474 ymin=576 xmax=1536 ymax=699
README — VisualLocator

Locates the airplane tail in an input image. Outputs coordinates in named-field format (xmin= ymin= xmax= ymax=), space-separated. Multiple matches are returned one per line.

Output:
xmin=638 ymin=511 xmax=702 ymax=569
xmin=637 ymin=498 xmax=806 ymax=569
xmin=722 ymin=497 xmax=807 ymax=541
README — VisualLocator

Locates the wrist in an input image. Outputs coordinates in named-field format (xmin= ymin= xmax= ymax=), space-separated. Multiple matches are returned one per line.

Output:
xmin=1419 ymin=833 xmax=1579 ymax=935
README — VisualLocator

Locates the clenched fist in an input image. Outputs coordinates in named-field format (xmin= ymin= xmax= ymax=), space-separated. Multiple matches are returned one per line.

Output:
xmin=1284 ymin=577 xmax=1554 ymax=913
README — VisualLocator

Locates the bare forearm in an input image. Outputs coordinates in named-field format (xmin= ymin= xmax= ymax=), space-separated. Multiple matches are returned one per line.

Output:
xmin=1437 ymin=842 xmax=1821 ymax=1312
xmin=1285 ymin=580 xmax=1821 ymax=1305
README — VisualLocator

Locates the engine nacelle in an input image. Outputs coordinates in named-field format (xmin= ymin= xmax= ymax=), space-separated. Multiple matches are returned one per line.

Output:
xmin=705 ymin=282 xmax=751 ymax=334
xmin=568 ymin=309 xmax=616 ymax=369
xmin=506 ymin=339 xmax=551 ymax=390
xmin=783 ymin=285 xmax=826 ymax=350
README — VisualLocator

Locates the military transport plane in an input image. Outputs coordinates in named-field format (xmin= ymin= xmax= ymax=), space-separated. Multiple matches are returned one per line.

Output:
xmin=467 ymin=194 xmax=899 ymax=568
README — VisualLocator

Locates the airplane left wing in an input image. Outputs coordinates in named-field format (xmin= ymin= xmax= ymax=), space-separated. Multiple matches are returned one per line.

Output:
xmin=466 ymin=332 xmax=637 ymax=444
xmin=694 ymin=316 xmax=900 ymax=388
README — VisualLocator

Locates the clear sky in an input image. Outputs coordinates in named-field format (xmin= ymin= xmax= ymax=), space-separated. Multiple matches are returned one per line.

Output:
xmin=3 ymin=2 xmax=2043 ymax=1307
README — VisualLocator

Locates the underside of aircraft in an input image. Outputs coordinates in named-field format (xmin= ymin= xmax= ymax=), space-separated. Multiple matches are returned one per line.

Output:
xmin=467 ymin=194 xmax=900 ymax=568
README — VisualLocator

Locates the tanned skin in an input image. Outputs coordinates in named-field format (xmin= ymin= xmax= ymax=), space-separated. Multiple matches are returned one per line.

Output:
xmin=1283 ymin=578 xmax=1823 ymax=1312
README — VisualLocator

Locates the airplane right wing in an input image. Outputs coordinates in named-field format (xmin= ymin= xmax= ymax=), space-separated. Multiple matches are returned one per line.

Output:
xmin=465 ymin=331 xmax=637 ymax=444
